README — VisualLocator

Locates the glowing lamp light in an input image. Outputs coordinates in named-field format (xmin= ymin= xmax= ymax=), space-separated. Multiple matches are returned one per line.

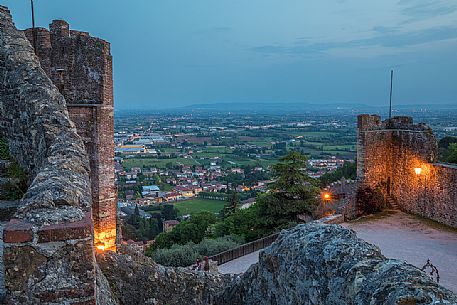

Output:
xmin=414 ymin=167 xmax=422 ymax=176
xmin=322 ymin=192 xmax=331 ymax=200
xmin=96 ymin=243 xmax=105 ymax=252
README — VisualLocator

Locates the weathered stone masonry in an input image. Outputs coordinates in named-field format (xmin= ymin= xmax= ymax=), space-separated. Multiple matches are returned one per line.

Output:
xmin=219 ymin=223 xmax=457 ymax=305
xmin=2 ymin=5 xmax=457 ymax=304
xmin=0 ymin=5 xmax=96 ymax=304
xmin=357 ymin=114 xmax=457 ymax=228
xmin=24 ymin=20 xmax=117 ymax=251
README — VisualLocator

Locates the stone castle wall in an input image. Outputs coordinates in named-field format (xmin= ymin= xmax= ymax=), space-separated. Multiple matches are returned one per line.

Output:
xmin=0 ymin=6 xmax=96 ymax=304
xmin=24 ymin=20 xmax=117 ymax=250
xmin=357 ymin=114 xmax=457 ymax=227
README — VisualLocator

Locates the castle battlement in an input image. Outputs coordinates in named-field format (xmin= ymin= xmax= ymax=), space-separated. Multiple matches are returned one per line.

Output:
xmin=358 ymin=114 xmax=432 ymax=132
xmin=25 ymin=20 xmax=117 ymax=251
xmin=357 ymin=114 xmax=457 ymax=228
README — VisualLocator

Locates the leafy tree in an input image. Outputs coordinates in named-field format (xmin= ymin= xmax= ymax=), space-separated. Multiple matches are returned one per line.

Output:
xmin=221 ymin=189 xmax=239 ymax=218
xmin=213 ymin=205 xmax=262 ymax=242
xmin=256 ymin=151 xmax=319 ymax=231
xmin=127 ymin=205 xmax=141 ymax=227
xmin=123 ymin=212 xmax=162 ymax=242
xmin=221 ymin=173 xmax=244 ymax=186
xmin=319 ymin=161 xmax=357 ymax=187
xmin=438 ymin=137 xmax=457 ymax=163
xmin=161 ymin=204 xmax=178 ymax=220
xmin=443 ymin=143 xmax=457 ymax=164
xmin=151 ymin=211 xmax=217 ymax=250
xmin=438 ymin=136 xmax=457 ymax=149
xmin=153 ymin=174 xmax=162 ymax=185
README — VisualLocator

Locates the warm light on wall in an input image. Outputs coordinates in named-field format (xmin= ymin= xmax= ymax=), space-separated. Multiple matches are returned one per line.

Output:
xmin=94 ymin=228 xmax=117 ymax=252
xmin=414 ymin=167 xmax=422 ymax=176
xmin=96 ymin=243 xmax=105 ymax=252
xmin=322 ymin=192 xmax=331 ymax=200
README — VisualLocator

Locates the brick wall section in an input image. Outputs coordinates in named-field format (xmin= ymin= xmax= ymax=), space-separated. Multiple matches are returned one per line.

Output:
xmin=0 ymin=6 xmax=97 ymax=304
xmin=24 ymin=20 xmax=117 ymax=250
xmin=357 ymin=114 xmax=457 ymax=228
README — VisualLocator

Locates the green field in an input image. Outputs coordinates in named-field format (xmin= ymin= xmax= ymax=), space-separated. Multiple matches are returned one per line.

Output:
xmin=123 ymin=157 xmax=200 ymax=169
xmin=173 ymin=198 xmax=226 ymax=216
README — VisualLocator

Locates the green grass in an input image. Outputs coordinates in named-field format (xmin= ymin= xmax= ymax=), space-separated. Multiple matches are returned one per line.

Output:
xmin=201 ymin=146 xmax=233 ymax=153
xmin=173 ymin=198 xmax=226 ymax=216
xmin=289 ymin=131 xmax=337 ymax=137
xmin=123 ymin=157 xmax=200 ymax=169
xmin=322 ymin=145 xmax=356 ymax=151
xmin=194 ymin=152 xmax=227 ymax=158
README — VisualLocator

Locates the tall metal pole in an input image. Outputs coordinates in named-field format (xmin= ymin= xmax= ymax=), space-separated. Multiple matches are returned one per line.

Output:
xmin=30 ymin=0 xmax=37 ymax=54
xmin=389 ymin=69 xmax=393 ymax=119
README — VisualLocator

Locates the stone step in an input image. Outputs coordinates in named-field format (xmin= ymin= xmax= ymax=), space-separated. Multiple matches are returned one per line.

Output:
xmin=386 ymin=196 xmax=399 ymax=209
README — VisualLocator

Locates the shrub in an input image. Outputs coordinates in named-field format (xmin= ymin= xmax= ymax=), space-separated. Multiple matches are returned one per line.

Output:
xmin=149 ymin=235 xmax=242 ymax=267
xmin=151 ymin=211 xmax=218 ymax=250
xmin=194 ymin=235 xmax=243 ymax=257
xmin=151 ymin=243 xmax=198 ymax=267
xmin=356 ymin=186 xmax=384 ymax=215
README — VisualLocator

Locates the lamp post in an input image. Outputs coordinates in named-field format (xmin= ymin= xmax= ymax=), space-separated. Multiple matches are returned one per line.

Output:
xmin=321 ymin=192 xmax=333 ymax=216
xmin=414 ymin=166 xmax=427 ymax=215
xmin=30 ymin=0 xmax=37 ymax=54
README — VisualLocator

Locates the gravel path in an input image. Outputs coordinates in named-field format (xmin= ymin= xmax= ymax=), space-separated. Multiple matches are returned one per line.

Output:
xmin=343 ymin=211 xmax=457 ymax=293
xmin=218 ymin=211 xmax=457 ymax=294
xmin=218 ymin=250 xmax=261 ymax=274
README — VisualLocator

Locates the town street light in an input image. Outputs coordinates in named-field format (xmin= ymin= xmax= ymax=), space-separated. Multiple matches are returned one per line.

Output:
xmin=322 ymin=192 xmax=331 ymax=201
xmin=414 ymin=167 xmax=422 ymax=176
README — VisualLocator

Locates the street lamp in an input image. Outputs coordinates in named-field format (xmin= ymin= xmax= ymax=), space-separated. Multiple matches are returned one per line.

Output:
xmin=414 ymin=165 xmax=427 ymax=215
xmin=322 ymin=192 xmax=331 ymax=201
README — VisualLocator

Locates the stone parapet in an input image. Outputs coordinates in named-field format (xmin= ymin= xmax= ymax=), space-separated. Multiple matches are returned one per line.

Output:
xmin=25 ymin=17 xmax=117 ymax=251
xmin=3 ymin=213 xmax=96 ymax=304
xmin=0 ymin=7 xmax=97 ymax=304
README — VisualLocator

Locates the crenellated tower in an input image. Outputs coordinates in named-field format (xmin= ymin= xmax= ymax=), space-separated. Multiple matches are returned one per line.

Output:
xmin=25 ymin=20 xmax=117 ymax=251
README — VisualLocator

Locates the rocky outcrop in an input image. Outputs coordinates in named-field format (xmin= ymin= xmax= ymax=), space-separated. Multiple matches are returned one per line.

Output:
xmin=218 ymin=223 xmax=457 ymax=305
xmin=98 ymin=251 xmax=235 ymax=305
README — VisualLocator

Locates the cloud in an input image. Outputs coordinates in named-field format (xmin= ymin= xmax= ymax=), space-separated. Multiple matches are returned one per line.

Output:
xmin=399 ymin=0 xmax=457 ymax=19
xmin=250 ymin=26 xmax=457 ymax=57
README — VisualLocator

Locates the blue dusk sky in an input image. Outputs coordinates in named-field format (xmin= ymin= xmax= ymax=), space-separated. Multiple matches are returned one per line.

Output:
xmin=2 ymin=0 xmax=457 ymax=110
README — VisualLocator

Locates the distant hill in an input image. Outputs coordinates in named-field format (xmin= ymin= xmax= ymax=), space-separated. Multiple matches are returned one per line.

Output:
xmin=116 ymin=102 xmax=457 ymax=115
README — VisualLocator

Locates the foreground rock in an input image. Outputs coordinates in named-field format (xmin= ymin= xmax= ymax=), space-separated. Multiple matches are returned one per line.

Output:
xmin=218 ymin=223 xmax=457 ymax=305
xmin=98 ymin=251 xmax=235 ymax=305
